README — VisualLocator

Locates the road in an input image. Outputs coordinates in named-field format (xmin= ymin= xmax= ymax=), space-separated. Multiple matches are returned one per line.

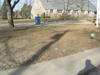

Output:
xmin=0 ymin=20 xmax=94 ymax=29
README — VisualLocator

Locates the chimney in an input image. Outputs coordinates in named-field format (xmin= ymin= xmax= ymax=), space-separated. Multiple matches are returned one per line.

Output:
xmin=47 ymin=0 xmax=49 ymax=2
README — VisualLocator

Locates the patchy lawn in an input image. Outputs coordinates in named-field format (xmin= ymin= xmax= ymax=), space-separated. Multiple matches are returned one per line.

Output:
xmin=0 ymin=24 xmax=100 ymax=70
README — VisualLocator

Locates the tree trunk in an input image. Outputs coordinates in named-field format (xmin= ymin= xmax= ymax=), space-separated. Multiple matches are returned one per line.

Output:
xmin=6 ymin=0 xmax=14 ymax=28
xmin=7 ymin=8 xmax=14 ymax=27
xmin=5 ymin=0 xmax=20 ymax=28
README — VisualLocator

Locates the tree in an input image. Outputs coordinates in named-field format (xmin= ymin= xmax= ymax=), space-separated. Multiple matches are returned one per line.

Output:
xmin=56 ymin=0 xmax=72 ymax=19
xmin=1 ymin=0 xmax=7 ymax=19
xmin=0 ymin=1 xmax=1 ymax=19
xmin=14 ymin=10 xmax=20 ymax=18
xmin=21 ymin=3 xmax=28 ymax=18
xmin=89 ymin=0 xmax=97 ymax=7
xmin=66 ymin=0 xmax=72 ymax=12
xmin=21 ymin=3 xmax=32 ymax=18
xmin=5 ymin=0 xmax=20 ymax=27
xmin=76 ymin=0 xmax=88 ymax=17
xmin=72 ymin=0 xmax=77 ymax=18
xmin=24 ymin=0 xmax=32 ymax=18
xmin=25 ymin=0 xmax=28 ymax=5
xmin=24 ymin=0 xmax=34 ymax=6
xmin=27 ymin=5 xmax=32 ymax=17
xmin=29 ymin=0 xmax=34 ymax=6
xmin=76 ymin=0 xmax=88 ymax=11
xmin=0 ymin=1 xmax=1 ymax=8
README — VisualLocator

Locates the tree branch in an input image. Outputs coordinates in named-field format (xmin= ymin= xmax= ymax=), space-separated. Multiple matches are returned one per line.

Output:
xmin=8 ymin=0 xmax=11 ymax=6
xmin=12 ymin=0 xmax=20 ymax=10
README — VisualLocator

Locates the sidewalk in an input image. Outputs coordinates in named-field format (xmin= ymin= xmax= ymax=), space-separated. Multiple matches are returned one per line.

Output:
xmin=0 ymin=47 xmax=100 ymax=75
xmin=0 ymin=20 xmax=94 ymax=29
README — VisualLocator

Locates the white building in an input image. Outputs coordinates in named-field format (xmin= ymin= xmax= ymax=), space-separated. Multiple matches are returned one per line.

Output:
xmin=31 ymin=0 xmax=97 ymax=19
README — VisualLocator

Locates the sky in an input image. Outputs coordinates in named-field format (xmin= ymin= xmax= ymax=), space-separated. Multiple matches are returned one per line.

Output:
xmin=90 ymin=0 xmax=97 ymax=7
xmin=0 ymin=0 xmax=97 ymax=11
xmin=0 ymin=0 xmax=34 ymax=11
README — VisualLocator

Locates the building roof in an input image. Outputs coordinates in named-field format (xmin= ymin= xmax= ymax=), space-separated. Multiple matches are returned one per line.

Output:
xmin=40 ymin=0 xmax=97 ymax=12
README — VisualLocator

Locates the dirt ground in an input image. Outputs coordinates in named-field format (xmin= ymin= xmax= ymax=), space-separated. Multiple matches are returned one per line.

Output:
xmin=0 ymin=24 xmax=100 ymax=70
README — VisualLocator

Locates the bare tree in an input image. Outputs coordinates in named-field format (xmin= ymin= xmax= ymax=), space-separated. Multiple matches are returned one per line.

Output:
xmin=76 ymin=0 xmax=88 ymax=11
xmin=24 ymin=0 xmax=34 ymax=6
xmin=89 ymin=0 xmax=97 ymax=7
xmin=25 ymin=0 xmax=28 ymax=5
xmin=5 ymin=0 xmax=20 ymax=27
xmin=56 ymin=0 xmax=73 ymax=19
xmin=62 ymin=0 xmax=72 ymax=19
xmin=72 ymin=0 xmax=77 ymax=18
xmin=29 ymin=0 xmax=34 ymax=6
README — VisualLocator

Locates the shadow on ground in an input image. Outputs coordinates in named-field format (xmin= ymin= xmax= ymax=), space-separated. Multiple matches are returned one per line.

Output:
xmin=8 ymin=30 xmax=69 ymax=75
xmin=77 ymin=59 xmax=100 ymax=75
xmin=0 ymin=27 xmax=70 ymax=75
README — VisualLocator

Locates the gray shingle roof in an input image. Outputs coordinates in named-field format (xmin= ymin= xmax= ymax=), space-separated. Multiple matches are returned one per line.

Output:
xmin=40 ymin=0 xmax=97 ymax=12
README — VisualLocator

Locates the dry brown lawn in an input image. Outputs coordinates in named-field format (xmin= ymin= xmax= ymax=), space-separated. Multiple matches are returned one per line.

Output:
xmin=0 ymin=24 xmax=100 ymax=70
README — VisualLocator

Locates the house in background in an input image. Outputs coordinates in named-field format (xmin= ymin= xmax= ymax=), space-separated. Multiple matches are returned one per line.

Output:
xmin=31 ymin=0 xmax=97 ymax=19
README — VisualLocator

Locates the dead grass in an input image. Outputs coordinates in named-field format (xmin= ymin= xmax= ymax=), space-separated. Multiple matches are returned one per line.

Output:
xmin=0 ymin=20 xmax=35 ymax=24
xmin=0 ymin=24 xmax=100 ymax=70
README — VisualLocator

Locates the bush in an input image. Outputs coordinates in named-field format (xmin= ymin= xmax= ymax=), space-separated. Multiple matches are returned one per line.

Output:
xmin=41 ymin=18 xmax=59 ymax=22
xmin=2 ymin=17 xmax=7 ymax=20
xmin=41 ymin=16 xmax=50 ymax=18
xmin=59 ymin=13 xmax=73 ymax=20
xmin=13 ymin=18 xmax=22 ymax=20
xmin=50 ymin=14 xmax=57 ymax=18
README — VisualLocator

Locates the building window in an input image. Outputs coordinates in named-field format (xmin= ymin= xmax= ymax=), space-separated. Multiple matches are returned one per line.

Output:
xmin=36 ymin=1 xmax=38 ymax=4
xmin=82 ymin=10 xmax=85 ymax=14
xmin=74 ymin=10 xmax=78 ymax=14
xmin=57 ymin=10 xmax=62 ymax=13
xmin=66 ymin=10 xmax=70 ymax=14
xmin=50 ymin=9 xmax=53 ymax=13
xmin=89 ymin=11 xmax=91 ymax=14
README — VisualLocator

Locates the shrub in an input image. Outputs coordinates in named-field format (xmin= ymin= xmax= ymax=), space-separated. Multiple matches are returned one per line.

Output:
xmin=2 ymin=17 xmax=7 ymax=20
xmin=59 ymin=13 xmax=74 ymax=20
xmin=41 ymin=16 xmax=50 ymax=18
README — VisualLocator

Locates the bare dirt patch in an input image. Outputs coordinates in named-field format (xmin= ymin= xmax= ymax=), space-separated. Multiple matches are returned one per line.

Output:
xmin=0 ymin=24 xmax=100 ymax=70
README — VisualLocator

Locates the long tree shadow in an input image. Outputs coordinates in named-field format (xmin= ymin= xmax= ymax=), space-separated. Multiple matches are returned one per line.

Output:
xmin=9 ymin=30 xmax=69 ymax=75
xmin=0 ymin=27 xmax=44 ymax=70
xmin=0 ymin=36 xmax=19 ymax=70
xmin=0 ymin=26 xmax=61 ymax=70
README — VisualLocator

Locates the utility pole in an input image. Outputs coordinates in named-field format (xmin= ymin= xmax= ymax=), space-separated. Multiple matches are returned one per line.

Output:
xmin=88 ymin=0 xmax=89 ymax=17
xmin=96 ymin=0 xmax=99 ymax=27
